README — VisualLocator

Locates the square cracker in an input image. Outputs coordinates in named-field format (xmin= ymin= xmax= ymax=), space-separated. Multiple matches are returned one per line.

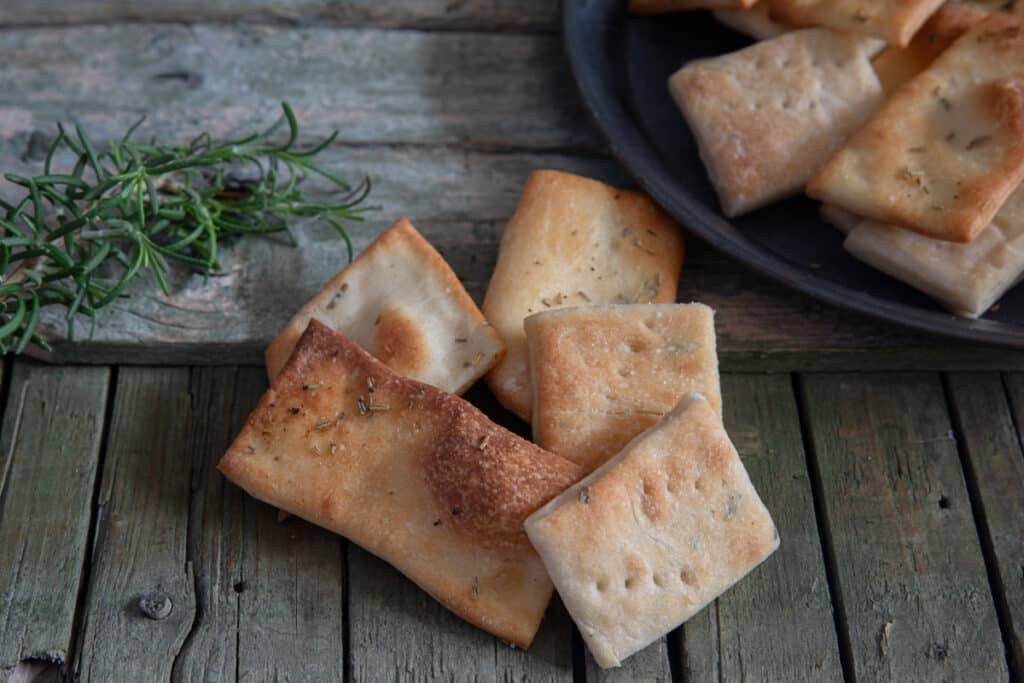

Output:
xmin=482 ymin=170 xmax=684 ymax=421
xmin=819 ymin=204 xmax=863 ymax=234
xmin=844 ymin=185 xmax=1024 ymax=317
xmin=525 ymin=391 xmax=779 ymax=669
xmin=808 ymin=13 xmax=1024 ymax=243
xmin=769 ymin=0 xmax=947 ymax=47
xmin=629 ymin=0 xmax=757 ymax=14
xmin=221 ymin=320 xmax=583 ymax=648
xmin=265 ymin=216 xmax=504 ymax=393
xmin=525 ymin=303 xmax=720 ymax=472
xmin=871 ymin=3 xmax=989 ymax=95
xmin=669 ymin=29 xmax=884 ymax=217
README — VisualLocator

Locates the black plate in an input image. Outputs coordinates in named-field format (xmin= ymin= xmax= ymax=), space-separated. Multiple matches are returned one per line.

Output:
xmin=562 ymin=0 xmax=1024 ymax=347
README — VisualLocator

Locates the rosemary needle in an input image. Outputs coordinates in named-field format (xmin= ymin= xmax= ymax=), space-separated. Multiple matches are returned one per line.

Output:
xmin=0 ymin=102 xmax=370 ymax=354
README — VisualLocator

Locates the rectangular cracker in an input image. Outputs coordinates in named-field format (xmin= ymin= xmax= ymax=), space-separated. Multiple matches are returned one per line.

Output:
xmin=808 ymin=13 xmax=1024 ymax=243
xmin=769 ymin=0 xmax=947 ymax=47
xmin=525 ymin=303 xmax=720 ymax=472
xmin=265 ymin=216 xmax=504 ymax=394
xmin=714 ymin=4 xmax=794 ymax=39
xmin=871 ymin=3 xmax=989 ymax=94
xmin=629 ymin=0 xmax=757 ymax=14
xmin=669 ymin=29 xmax=884 ymax=217
xmin=844 ymin=185 xmax=1024 ymax=317
xmin=221 ymin=320 xmax=583 ymax=648
xmin=525 ymin=391 xmax=779 ymax=669
xmin=482 ymin=171 xmax=684 ymax=421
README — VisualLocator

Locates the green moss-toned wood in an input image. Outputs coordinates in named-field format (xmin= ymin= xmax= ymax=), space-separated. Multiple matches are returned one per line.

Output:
xmin=348 ymin=544 xmax=573 ymax=682
xmin=74 ymin=368 xmax=196 ymax=680
xmin=679 ymin=374 xmax=843 ymax=681
xmin=0 ymin=1 xmax=558 ymax=32
xmin=800 ymin=373 xmax=1006 ymax=681
xmin=232 ymin=368 xmax=346 ymax=682
xmin=170 ymin=367 xmax=244 ymax=681
xmin=0 ymin=362 xmax=109 ymax=678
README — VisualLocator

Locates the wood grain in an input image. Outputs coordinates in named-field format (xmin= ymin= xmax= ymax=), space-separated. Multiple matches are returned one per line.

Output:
xmin=963 ymin=372 xmax=1024 ymax=675
xmin=0 ymin=362 xmax=109 ymax=678
xmin=0 ymin=25 xmax=595 ymax=153
xmin=0 ymin=1 xmax=558 ymax=32
xmin=800 ymin=374 xmax=1007 ymax=681
xmin=233 ymin=368 xmax=347 ymax=682
xmin=347 ymin=544 xmax=573 ymax=682
xmin=170 ymin=367 xmax=244 ymax=682
xmin=679 ymin=374 xmax=843 ymax=681
xmin=74 ymin=368 xmax=196 ymax=680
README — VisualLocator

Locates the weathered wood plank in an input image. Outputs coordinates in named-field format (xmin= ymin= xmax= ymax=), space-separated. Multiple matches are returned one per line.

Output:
xmin=956 ymin=372 xmax=1024 ymax=675
xmin=234 ymin=367 xmax=346 ymax=682
xmin=800 ymin=373 xmax=1006 ymax=681
xmin=584 ymin=639 xmax=672 ymax=682
xmin=0 ymin=25 xmax=595 ymax=153
xmin=348 ymin=543 xmax=573 ymax=682
xmin=170 ymin=367 xmax=244 ymax=682
xmin=0 ymin=1 xmax=558 ymax=32
xmin=679 ymin=374 xmax=843 ymax=681
xmin=74 ymin=368 xmax=197 ymax=680
xmin=0 ymin=362 xmax=109 ymax=678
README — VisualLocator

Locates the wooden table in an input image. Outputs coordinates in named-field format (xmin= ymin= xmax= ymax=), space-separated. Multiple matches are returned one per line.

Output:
xmin=1 ymin=3 xmax=1022 ymax=681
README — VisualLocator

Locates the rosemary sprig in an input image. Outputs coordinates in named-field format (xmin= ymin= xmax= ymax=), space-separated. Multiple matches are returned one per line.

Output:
xmin=0 ymin=102 xmax=370 ymax=354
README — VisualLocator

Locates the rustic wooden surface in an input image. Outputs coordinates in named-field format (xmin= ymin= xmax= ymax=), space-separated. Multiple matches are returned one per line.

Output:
xmin=1 ymin=2 xmax=1023 ymax=681
xmin=0 ymin=363 xmax=1020 ymax=680
xmin=0 ymin=14 xmax=1022 ymax=368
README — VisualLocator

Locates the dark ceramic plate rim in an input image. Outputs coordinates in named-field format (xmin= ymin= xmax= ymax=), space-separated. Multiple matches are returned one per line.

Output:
xmin=561 ymin=0 xmax=1024 ymax=349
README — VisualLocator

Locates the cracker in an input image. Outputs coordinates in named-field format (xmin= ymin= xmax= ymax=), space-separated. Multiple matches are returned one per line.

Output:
xmin=525 ymin=303 xmax=720 ymax=472
xmin=482 ymin=171 xmax=684 ymax=421
xmin=844 ymin=185 xmax=1024 ymax=317
xmin=669 ymin=29 xmax=884 ymax=217
xmin=808 ymin=14 xmax=1024 ymax=243
xmin=714 ymin=4 xmax=794 ymax=38
xmin=222 ymin=321 xmax=583 ymax=648
xmin=629 ymin=0 xmax=757 ymax=14
xmin=525 ymin=392 xmax=779 ymax=669
xmin=819 ymin=204 xmax=864 ymax=234
xmin=769 ymin=0 xmax=947 ymax=47
xmin=265 ymin=217 xmax=503 ymax=393
xmin=871 ymin=3 xmax=988 ymax=94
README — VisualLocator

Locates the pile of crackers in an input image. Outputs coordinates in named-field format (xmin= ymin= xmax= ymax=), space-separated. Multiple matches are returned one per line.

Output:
xmin=218 ymin=170 xmax=779 ymax=668
xmin=647 ymin=0 xmax=1024 ymax=318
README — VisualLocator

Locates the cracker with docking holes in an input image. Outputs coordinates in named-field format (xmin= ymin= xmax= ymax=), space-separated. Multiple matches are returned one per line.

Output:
xmin=482 ymin=170 xmax=683 ymax=421
xmin=525 ymin=391 xmax=779 ymax=669
xmin=525 ymin=303 xmax=720 ymax=472
xmin=844 ymin=185 xmax=1024 ymax=317
xmin=808 ymin=13 xmax=1024 ymax=244
xmin=669 ymin=28 xmax=884 ymax=217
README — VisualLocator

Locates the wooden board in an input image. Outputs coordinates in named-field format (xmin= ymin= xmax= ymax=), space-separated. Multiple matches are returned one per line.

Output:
xmin=1 ymin=24 xmax=1022 ymax=368
xmin=0 ymin=362 xmax=109 ymax=678
xmin=233 ymin=368 xmax=347 ymax=681
xmin=799 ymin=374 xmax=1007 ymax=681
xmin=169 ymin=367 xmax=244 ymax=681
xmin=679 ymin=374 xmax=843 ymax=681
xmin=0 ymin=1 xmax=559 ymax=32
xmin=347 ymin=544 xmax=573 ymax=682
xmin=974 ymin=373 xmax=1024 ymax=675
xmin=74 ymin=368 xmax=196 ymax=680
xmin=584 ymin=639 xmax=672 ymax=682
